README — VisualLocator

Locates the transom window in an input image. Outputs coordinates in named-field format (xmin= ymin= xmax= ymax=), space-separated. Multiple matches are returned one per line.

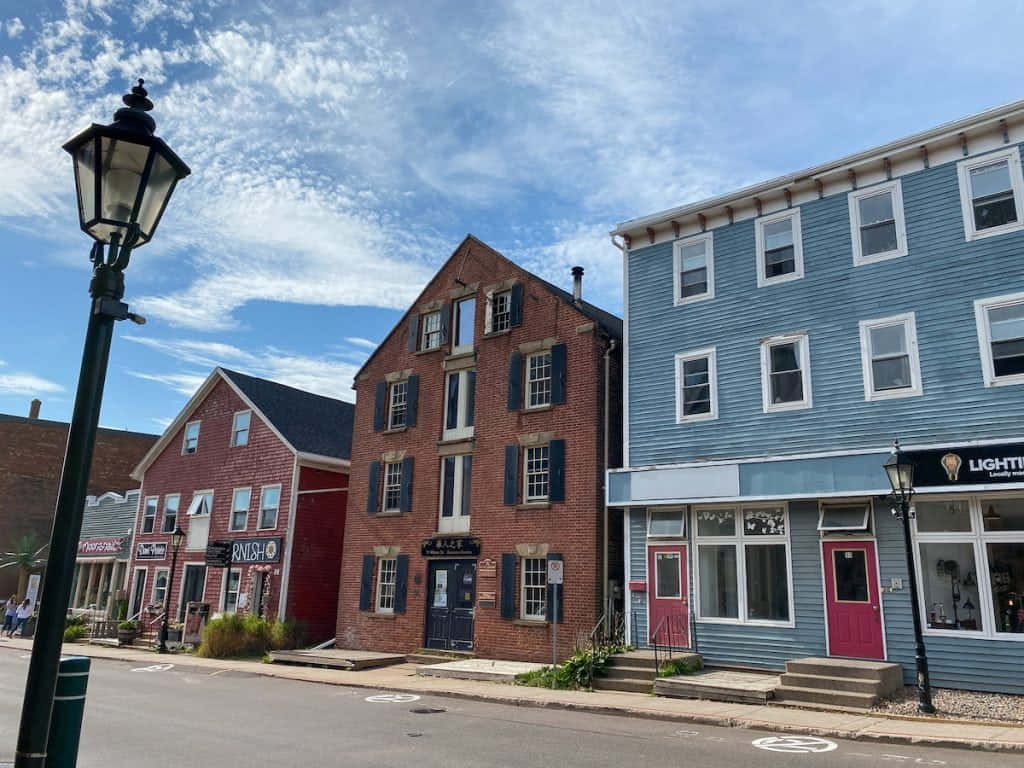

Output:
xmin=975 ymin=293 xmax=1024 ymax=387
xmin=376 ymin=558 xmax=397 ymax=614
xmin=421 ymin=310 xmax=442 ymax=350
xmin=521 ymin=558 xmax=547 ymax=620
xmin=142 ymin=496 xmax=158 ymax=533
xmin=648 ymin=509 xmax=685 ymax=538
xmin=525 ymin=445 xmax=550 ymax=503
xmin=161 ymin=494 xmax=180 ymax=533
xmin=818 ymin=502 xmax=871 ymax=532
xmin=675 ymin=348 xmax=717 ymax=422
xmin=755 ymin=209 xmax=803 ymax=287
xmin=491 ymin=291 xmax=512 ymax=333
xmin=182 ymin=421 xmax=200 ymax=454
xmin=859 ymin=313 xmax=922 ymax=400
xmin=383 ymin=462 xmax=403 ymax=513
xmin=453 ymin=297 xmax=476 ymax=352
xmin=388 ymin=380 xmax=408 ymax=430
xmin=231 ymin=411 xmax=251 ymax=447
xmin=230 ymin=487 xmax=251 ymax=531
xmin=849 ymin=180 xmax=907 ymax=265
xmin=673 ymin=232 xmax=714 ymax=304
xmin=443 ymin=369 xmax=475 ymax=440
xmin=760 ymin=334 xmax=811 ymax=412
xmin=259 ymin=485 xmax=281 ymax=530
xmin=527 ymin=351 xmax=552 ymax=408
xmin=957 ymin=148 xmax=1024 ymax=241
xmin=439 ymin=455 xmax=472 ymax=533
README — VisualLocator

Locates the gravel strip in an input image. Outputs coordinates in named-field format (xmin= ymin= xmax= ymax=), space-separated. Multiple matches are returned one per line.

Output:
xmin=873 ymin=686 xmax=1024 ymax=724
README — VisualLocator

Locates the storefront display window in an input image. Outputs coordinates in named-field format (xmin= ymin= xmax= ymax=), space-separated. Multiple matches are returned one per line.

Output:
xmin=697 ymin=545 xmax=737 ymax=619
xmin=986 ymin=543 xmax=1023 ymax=634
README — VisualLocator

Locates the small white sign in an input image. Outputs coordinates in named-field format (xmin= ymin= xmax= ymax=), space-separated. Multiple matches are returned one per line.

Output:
xmin=547 ymin=560 xmax=563 ymax=585
xmin=752 ymin=736 xmax=837 ymax=753
xmin=365 ymin=693 xmax=421 ymax=704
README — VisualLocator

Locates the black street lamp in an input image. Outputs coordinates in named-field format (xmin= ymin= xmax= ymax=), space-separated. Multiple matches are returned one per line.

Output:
xmin=884 ymin=439 xmax=936 ymax=715
xmin=159 ymin=526 xmax=186 ymax=653
xmin=15 ymin=80 xmax=189 ymax=768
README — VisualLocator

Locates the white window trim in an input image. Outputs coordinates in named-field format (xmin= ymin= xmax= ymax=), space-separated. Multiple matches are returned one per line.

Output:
xmin=438 ymin=455 xmax=471 ymax=534
xmin=647 ymin=507 xmax=686 ymax=539
xmin=442 ymin=370 xmax=474 ymax=440
xmin=420 ymin=310 xmax=441 ymax=350
xmin=161 ymin=494 xmax=180 ymax=533
xmin=382 ymin=462 xmax=403 ymax=513
xmin=760 ymin=333 xmax=812 ymax=413
xmin=523 ymin=445 xmax=550 ymax=504
xmin=692 ymin=504 xmax=795 ymax=628
xmin=957 ymin=147 xmax=1024 ymax=242
xmin=858 ymin=312 xmax=923 ymax=401
xmin=755 ymin=208 xmax=804 ymax=288
xmin=229 ymin=487 xmax=251 ymax=532
xmin=220 ymin=567 xmax=242 ymax=614
xmin=520 ymin=557 xmax=547 ymax=621
xmin=911 ymin=493 xmax=1024 ymax=642
xmin=181 ymin=420 xmax=200 ymax=455
xmin=817 ymin=500 xmax=872 ymax=533
xmin=257 ymin=484 xmax=282 ymax=531
xmin=187 ymin=490 xmax=213 ymax=517
xmin=675 ymin=347 xmax=718 ymax=423
xmin=142 ymin=496 xmax=159 ymax=533
xmin=525 ymin=351 xmax=553 ymax=410
xmin=375 ymin=557 xmax=397 ymax=614
xmin=654 ymin=551 xmax=683 ymax=599
xmin=230 ymin=410 xmax=251 ymax=447
xmin=487 ymin=290 xmax=513 ymax=334
xmin=974 ymin=291 xmax=1024 ymax=388
xmin=849 ymin=179 xmax=908 ymax=266
xmin=673 ymin=231 xmax=715 ymax=305
xmin=388 ymin=380 xmax=408 ymax=430
xmin=452 ymin=296 xmax=476 ymax=354
xmin=151 ymin=568 xmax=169 ymax=607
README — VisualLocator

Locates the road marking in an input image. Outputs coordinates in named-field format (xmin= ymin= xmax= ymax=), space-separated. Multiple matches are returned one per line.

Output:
xmin=674 ymin=729 xmax=700 ymax=738
xmin=752 ymin=736 xmax=838 ymax=754
xmin=131 ymin=663 xmax=175 ymax=673
xmin=365 ymin=693 xmax=421 ymax=703
xmin=19 ymin=654 xmax=31 ymax=659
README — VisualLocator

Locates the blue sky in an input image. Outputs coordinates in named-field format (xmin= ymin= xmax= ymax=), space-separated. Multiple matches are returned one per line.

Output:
xmin=1 ymin=0 xmax=1022 ymax=433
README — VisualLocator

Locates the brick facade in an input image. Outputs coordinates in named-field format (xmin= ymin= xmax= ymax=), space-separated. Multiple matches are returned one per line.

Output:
xmin=337 ymin=236 xmax=622 ymax=661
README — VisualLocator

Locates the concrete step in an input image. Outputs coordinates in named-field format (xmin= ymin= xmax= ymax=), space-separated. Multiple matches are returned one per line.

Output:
xmin=774 ymin=684 xmax=877 ymax=709
xmin=654 ymin=675 xmax=775 ymax=704
xmin=785 ymin=658 xmax=902 ymax=690
xmin=606 ymin=652 xmax=657 ymax=669
xmin=779 ymin=672 xmax=884 ymax=695
xmin=603 ymin=665 xmax=656 ymax=682
xmin=592 ymin=677 xmax=654 ymax=694
xmin=406 ymin=653 xmax=467 ymax=666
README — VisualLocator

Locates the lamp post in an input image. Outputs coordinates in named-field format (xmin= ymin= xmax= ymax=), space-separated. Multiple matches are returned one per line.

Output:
xmin=14 ymin=80 xmax=189 ymax=768
xmin=159 ymin=526 xmax=186 ymax=653
xmin=884 ymin=439 xmax=936 ymax=715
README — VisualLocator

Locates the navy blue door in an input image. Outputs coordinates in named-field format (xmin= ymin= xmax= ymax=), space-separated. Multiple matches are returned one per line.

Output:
xmin=425 ymin=560 xmax=475 ymax=651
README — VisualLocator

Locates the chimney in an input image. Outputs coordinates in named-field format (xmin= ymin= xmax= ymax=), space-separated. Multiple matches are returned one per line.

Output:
xmin=571 ymin=266 xmax=584 ymax=304
xmin=29 ymin=399 xmax=41 ymax=419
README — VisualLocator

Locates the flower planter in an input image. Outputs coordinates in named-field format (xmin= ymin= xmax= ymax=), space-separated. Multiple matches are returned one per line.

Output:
xmin=117 ymin=629 xmax=137 ymax=646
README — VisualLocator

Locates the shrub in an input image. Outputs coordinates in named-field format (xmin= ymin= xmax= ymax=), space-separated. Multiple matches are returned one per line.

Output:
xmin=658 ymin=656 xmax=703 ymax=678
xmin=516 ymin=643 xmax=634 ymax=690
xmin=269 ymin=618 xmax=305 ymax=651
xmin=64 ymin=615 xmax=85 ymax=629
xmin=63 ymin=624 xmax=88 ymax=643
xmin=198 ymin=613 xmax=270 ymax=658
xmin=118 ymin=620 xmax=139 ymax=632
xmin=514 ymin=666 xmax=573 ymax=689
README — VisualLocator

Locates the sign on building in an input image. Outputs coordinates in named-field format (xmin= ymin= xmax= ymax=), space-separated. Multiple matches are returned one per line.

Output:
xmin=135 ymin=541 xmax=167 ymax=560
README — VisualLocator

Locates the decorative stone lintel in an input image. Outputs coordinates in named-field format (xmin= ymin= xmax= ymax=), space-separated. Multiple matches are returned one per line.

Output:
xmin=576 ymin=322 xmax=595 ymax=335
xmin=514 ymin=542 xmax=549 ymax=557
xmin=373 ymin=545 xmax=401 ymax=558
xmin=483 ymin=278 xmax=519 ymax=296
xmin=418 ymin=299 xmax=444 ymax=313
xmin=384 ymin=368 xmax=414 ymax=383
xmin=443 ymin=351 xmax=476 ymax=371
xmin=437 ymin=438 xmax=474 ymax=457
xmin=382 ymin=448 xmax=406 ymax=463
xmin=449 ymin=281 xmax=480 ymax=299
xmin=519 ymin=337 xmax=557 ymax=355
xmin=517 ymin=431 xmax=554 ymax=447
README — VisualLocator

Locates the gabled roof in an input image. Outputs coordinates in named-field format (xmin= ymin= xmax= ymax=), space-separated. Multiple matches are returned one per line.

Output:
xmin=131 ymin=368 xmax=353 ymax=480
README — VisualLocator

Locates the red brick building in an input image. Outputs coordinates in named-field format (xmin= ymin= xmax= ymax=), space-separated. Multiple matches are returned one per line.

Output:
xmin=127 ymin=369 xmax=353 ymax=642
xmin=337 ymin=236 xmax=622 ymax=661
xmin=0 ymin=402 xmax=157 ymax=598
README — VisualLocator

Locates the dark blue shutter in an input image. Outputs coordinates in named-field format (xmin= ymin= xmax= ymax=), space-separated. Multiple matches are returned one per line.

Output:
xmin=439 ymin=302 xmax=451 ymax=345
xmin=551 ymin=343 xmax=567 ymax=404
xmin=510 ymin=283 xmax=523 ymax=327
xmin=546 ymin=553 xmax=564 ymax=623
xmin=373 ymin=382 xmax=387 ymax=432
xmin=500 ymin=553 xmax=516 ymax=619
xmin=406 ymin=375 xmax=419 ymax=427
xmin=549 ymin=439 xmax=565 ymax=502
xmin=408 ymin=313 xmax=419 ymax=353
xmin=366 ymin=461 xmax=380 ymax=515
xmin=507 ymin=352 xmax=522 ymax=411
xmin=359 ymin=554 xmax=374 ymax=611
xmin=394 ymin=554 xmax=409 ymax=613
xmin=466 ymin=370 xmax=476 ymax=427
xmin=503 ymin=445 xmax=518 ymax=506
xmin=399 ymin=456 xmax=414 ymax=513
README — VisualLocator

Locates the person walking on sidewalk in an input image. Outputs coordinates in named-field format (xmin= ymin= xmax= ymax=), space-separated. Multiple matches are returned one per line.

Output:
xmin=2 ymin=596 xmax=16 ymax=634
xmin=10 ymin=598 xmax=31 ymax=637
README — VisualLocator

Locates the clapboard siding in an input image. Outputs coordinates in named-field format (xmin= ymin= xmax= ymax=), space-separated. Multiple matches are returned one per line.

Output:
xmin=694 ymin=501 xmax=826 ymax=668
xmin=629 ymin=509 xmax=648 ymax=646
xmin=628 ymin=145 xmax=1024 ymax=467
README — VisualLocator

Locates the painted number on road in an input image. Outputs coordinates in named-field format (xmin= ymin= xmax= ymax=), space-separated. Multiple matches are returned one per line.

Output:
xmin=131 ymin=663 xmax=174 ymax=673
xmin=752 ymin=736 xmax=838 ymax=754
xmin=366 ymin=693 xmax=421 ymax=703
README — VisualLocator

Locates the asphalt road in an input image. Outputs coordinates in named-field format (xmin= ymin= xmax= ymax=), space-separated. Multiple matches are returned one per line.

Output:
xmin=0 ymin=651 xmax=1017 ymax=768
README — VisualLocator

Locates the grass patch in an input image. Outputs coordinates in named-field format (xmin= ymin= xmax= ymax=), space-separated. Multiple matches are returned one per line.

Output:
xmin=515 ymin=643 xmax=635 ymax=690
xmin=514 ymin=666 xmax=573 ymax=689
xmin=658 ymin=656 xmax=703 ymax=678
xmin=197 ymin=614 xmax=306 ymax=659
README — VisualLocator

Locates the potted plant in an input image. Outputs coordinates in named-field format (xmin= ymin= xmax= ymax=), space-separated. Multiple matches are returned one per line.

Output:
xmin=166 ymin=621 xmax=184 ymax=644
xmin=117 ymin=619 xmax=139 ymax=646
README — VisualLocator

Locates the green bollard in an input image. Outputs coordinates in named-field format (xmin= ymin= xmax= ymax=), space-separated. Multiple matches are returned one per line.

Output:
xmin=44 ymin=656 xmax=90 ymax=768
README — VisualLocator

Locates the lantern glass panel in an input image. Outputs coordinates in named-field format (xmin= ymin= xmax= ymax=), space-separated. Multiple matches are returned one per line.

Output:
xmin=96 ymin=136 xmax=150 ymax=242
xmin=136 ymin=151 xmax=176 ymax=239
xmin=74 ymin=139 xmax=97 ymax=225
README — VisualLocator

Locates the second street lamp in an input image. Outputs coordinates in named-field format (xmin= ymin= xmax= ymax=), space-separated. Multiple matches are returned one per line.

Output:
xmin=884 ymin=439 xmax=936 ymax=715
xmin=159 ymin=525 xmax=186 ymax=653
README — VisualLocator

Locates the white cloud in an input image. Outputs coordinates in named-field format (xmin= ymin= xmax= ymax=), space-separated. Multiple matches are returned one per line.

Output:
xmin=151 ymin=416 xmax=173 ymax=429
xmin=127 ymin=370 xmax=208 ymax=397
xmin=0 ymin=371 xmax=64 ymax=397
xmin=6 ymin=17 xmax=25 ymax=38
xmin=344 ymin=337 xmax=378 ymax=350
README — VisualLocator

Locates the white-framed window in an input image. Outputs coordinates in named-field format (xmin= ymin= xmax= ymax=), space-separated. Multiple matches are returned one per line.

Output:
xmin=453 ymin=296 xmax=476 ymax=352
xmin=858 ymin=313 xmax=922 ymax=400
xmin=141 ymin=496 xmax=158 ymax=534
xmin=694 ymin=505 xmax=793 ymax=626
xmin=489 ymin=290 xmax=512 ymax=333
xmin=231 ymin=410 xmax=251 ymax=447
xmin=258 ymin=485 xmax=281 ymax=530
xmin=755 ymin=209 xmax=804 ymax=287
xmin=818 ymin=501 xmax=872 ymax=533
xmin=439 ymin=455 xmax=472 ymax=533
xmin=442 ymin=369 xmax=475 ymax=440
xmin=524 ymin=445 xmax=550 ymax=503
xmin=382 ymin=462 xmax=402 ymax=513
xmin=161 ymin=494 xmax=180 ymax=533
xmin=648 ymin=508 xmax=685 ymax=538
xmin=675 ymin=347 xmax=717 ymax=422
xmin=521 ymin=557 xmax=547 ymax=620
xmin=974 ymin=292 xmax=1024 ymax=387
xmin=673 ymin=231 xmax=714 ymax=304
xmin=152 ymin=568 xmax=169 ymax=606
xmin=655 ymin=552 xmax=682 ymax=598
xmin=421 ymin=310 xmax=442 ymax=350
xmin=182 ymin=421 xmax=200 ymax=454
xmin=376 ymin=558 xmax=397 ymax=614
xmin=760 ymin=333 xmax=812 ymax=412
xmin=230 ymin=487 xmax=251 ymax=532
xmin=185 ymin=490 xmax=213 ymax=551
xmin=912 ymin=495 xmax=1024 ymax=639
xmin=526 ymin=351 xmax=552 ymax=409
xmin=849 ymin=179 xmax=908 ymax=265
xmin=957 ymin=147 xmax=1024 ymax=241
xmin=223 ymin=568 xmax=242 ymax=613
xmin=388 ymin=380 xmax=408 ymax=430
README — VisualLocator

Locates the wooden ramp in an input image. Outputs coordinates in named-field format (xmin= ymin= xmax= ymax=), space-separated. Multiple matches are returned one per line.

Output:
xmin=269 ymin=648 xmax=407 ymax=671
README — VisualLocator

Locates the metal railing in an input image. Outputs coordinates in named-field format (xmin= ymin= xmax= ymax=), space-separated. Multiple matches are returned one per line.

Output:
xmin=649 ymin=614 xmax=690 ymax=674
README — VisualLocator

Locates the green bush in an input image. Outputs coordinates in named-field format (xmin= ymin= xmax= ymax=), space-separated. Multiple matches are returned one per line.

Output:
xmin=63 ymin=624 xmax=88 ymax=643
xmin=198 ymin=614 xmax=303 ymax=658
xmin=269 ymin=617 xmax=305 ymax=650
xmin=515 ymin=642 xmax=635 ymax=690
xmin=658 ymin=656 xmax=703 ymax=678
xmin=64 ymin=615 xmax=85 ymax=629
xmin=117 ymin=620 xmax=139 ymax=632
xmin=514 ymin=666 xmax=573 ymax=689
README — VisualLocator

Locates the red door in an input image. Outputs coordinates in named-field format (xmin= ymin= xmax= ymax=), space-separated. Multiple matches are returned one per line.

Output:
xmin=648 ymin=545 xmax=688 ymax=648
xmin=824 ymin=541 xmax=884 ymax=659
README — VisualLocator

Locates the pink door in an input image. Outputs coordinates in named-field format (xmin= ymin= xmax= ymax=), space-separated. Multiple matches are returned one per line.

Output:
xmin=648 ymin=545 xmax=688 ymax=648
xmin=824 ymin=541 xmax=884 ymax=659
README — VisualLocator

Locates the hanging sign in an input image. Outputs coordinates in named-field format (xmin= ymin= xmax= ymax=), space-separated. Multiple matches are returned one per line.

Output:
xmin=907 ymin=442 xmax=1024 ymax=487
xmin=231 ymin=537 xmax=281 ymax=564
xmin=421 ymin=536 xmax=481 ymax=558
xmin=78 ymin=537 xmax=127 ymax=556
xmin=135 ymin=542 xmax=167 ymax=560
xmin=205 ymin=541 xmax=233 ymax=567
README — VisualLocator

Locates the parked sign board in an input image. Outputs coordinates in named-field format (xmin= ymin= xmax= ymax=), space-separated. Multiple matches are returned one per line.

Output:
xmin=135 ymin=542 xmax=166 ymax=560
xmin=205 ymin=541 xmax=232 ymax=567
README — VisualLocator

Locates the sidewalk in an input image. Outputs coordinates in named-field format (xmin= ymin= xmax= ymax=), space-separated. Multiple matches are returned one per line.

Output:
xmin=3 ymin=638 xmax=1022 ymax=752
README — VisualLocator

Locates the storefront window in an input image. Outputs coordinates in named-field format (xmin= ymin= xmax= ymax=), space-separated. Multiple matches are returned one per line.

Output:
xmin=982 ymin=498 xmax=1024 ymax=532
xmin=698 ymin=545 xmax=738 ymax=619
xmin=919 ymin=542 xmax=981 ymax=631
xmin=745 ymin=544 xmax=789 ymax=621
xmin=743 ymin=508 xmax=786 ymax=536
xmin=987 ymin=542 xmax=1024 ymax=634
xmin=697 ymin=508 xmax=736 ymax=537
xmin=916 ymin=500 xmax=971 ymax=532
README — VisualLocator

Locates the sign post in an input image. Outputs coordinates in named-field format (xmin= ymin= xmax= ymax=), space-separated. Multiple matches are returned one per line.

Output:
xmin=547 ymin=559 xmax=564 ymax=686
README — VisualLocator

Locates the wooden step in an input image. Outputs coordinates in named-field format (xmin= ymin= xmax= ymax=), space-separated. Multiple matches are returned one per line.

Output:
xmin=774 ymin=684 xmax=877 ymax=709
xmin=591 ymin=677 xmax=653 ymax=694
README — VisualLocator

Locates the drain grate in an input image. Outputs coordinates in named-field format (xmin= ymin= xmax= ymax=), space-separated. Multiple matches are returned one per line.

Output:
xmin=410 ymin=707 xmax=446 ymax=714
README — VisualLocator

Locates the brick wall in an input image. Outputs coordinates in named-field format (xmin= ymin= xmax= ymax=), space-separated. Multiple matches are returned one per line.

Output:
xmin=337 ymin=239 xmax=621 ymax=661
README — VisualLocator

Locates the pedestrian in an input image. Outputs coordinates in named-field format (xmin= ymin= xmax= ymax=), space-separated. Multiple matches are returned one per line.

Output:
xmin=13 ymin=598 xmax=32 ymax=637
xmin=2 ymin=595 xmax=16 ymax=635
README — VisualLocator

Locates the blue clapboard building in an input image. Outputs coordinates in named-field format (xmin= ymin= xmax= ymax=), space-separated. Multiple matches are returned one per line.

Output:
xmin=609 ymin=101 xmax=1024 ymax=694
